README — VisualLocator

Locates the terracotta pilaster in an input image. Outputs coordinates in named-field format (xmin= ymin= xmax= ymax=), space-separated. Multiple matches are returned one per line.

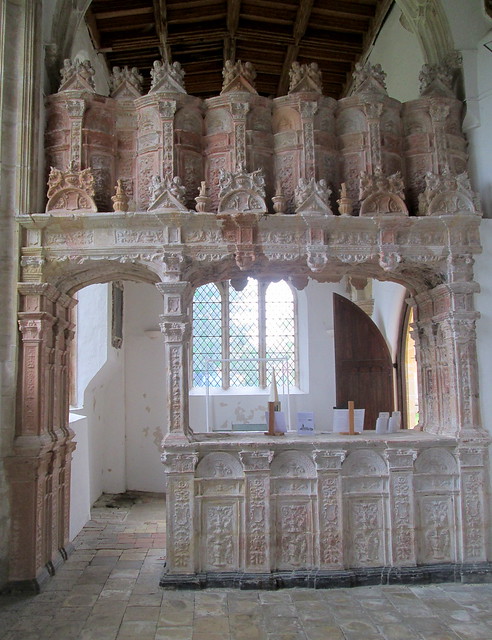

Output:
xmin=157 ymin=280 xmax=192 ymax=438
xmin=239 ymin=450 xmax=274 ymax=573
xmin=314 ymin=450 xmax=345 ymax=568
xmin=299 ymin=100 xmax=317 ymax=181
xmin=386 ymin=448 xmax=418 ymax=566
xmin=230 ymin=101 xmax=250 ymax=171
xmin=159 ymin=99 xmax=177 ymax=179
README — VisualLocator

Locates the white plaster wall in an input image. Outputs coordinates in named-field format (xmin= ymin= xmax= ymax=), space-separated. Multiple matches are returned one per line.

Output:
xmin=123 ymin=282 xmax=166 ymax=492
xmin=69 ymin=413 xmax=91 ymax=539
xmin=371 ymin=280 xmax=407 ymax=362
xmin=367 ymin=5 xmax=424 ymax=103
xmin=70 ymin=19 xmax=110 ymax=95
xmin=72 ymin=284 xmax=126 ymax=507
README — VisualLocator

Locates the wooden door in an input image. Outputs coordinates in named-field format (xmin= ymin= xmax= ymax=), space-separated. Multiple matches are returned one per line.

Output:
xmin=333 ymin=293 xmax=394 ymax=430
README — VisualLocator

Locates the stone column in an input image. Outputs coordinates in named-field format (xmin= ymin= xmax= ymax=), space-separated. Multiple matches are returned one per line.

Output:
xmin=457 ymin=445 xmax=489 ymax=563
xmin=8 ymin=283 xmax=76 ymax=586
xmin=314 ymin=450 xmax=345 ymax=569
xmin=413 ymin=290 xmax=438 ymax=433
xmin=239 ymin=450 xmax=273 ymax=575
xmin=161 ymin=452 xmax=198 ymax=576
xmin=363 ymin=101 xmax=383 ymax=174
xmin=299 ymin=101 xmax=318 ymax=181
xmin=386 ymin=448 xmax=417 ymax=566
xmin=158 ymin=99 xmax=177 ymax=179
xmin=230 ymin=101 xmax=250 ymax=171
xmin=157 ymin=279 xmax=192 ymax=439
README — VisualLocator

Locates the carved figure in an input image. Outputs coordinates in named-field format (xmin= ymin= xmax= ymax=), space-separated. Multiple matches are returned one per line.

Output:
xmin=148 ymin=175 xmax=188 ymax=211
xmin=294 ymin=177 xmax=333 ymax=215
xmin=149 ymin=60 xmax=186 ymax=93
xmin=352 ymin=61 xmax=387 ymax=95
xmin=221 ymin=60 xmax=257 ymax=93
xmin=58 ymin=58 xmax=96 ymax=91
xmin=110 ymin=65 xmax=143 ymax=95
xmin=288 ymin=61 xmax=323 ymax=93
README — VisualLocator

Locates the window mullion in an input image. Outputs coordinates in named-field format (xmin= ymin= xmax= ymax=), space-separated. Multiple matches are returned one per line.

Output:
xmin=258 ymin=280 xmax=267 ymax=388
xmin=222 ymin=283 xmax=230 ymax=390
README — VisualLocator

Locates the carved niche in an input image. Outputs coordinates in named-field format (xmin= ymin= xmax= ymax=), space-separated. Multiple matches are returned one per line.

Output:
xmin=196 ymin=452 xmax=243 ymax=571
xmin=414 ymin=448 xmax=458 ymax=564
xmin=342 ymin=449 xmax=388 ymax=567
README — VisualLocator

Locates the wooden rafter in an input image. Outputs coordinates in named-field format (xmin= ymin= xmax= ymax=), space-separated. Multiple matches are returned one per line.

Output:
xmin=153 ymin=0 xmax=172 ymax=62
xmin=224 ymin=0 xmax=241 ymax=63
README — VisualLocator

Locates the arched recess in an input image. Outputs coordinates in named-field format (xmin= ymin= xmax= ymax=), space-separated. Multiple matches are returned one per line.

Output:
xmin=9 ymin=259 xmax=162 ymax=589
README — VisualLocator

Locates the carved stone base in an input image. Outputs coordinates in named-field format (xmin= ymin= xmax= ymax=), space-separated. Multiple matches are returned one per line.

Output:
xmin=160 ymin=562 xmax=492 ymax=590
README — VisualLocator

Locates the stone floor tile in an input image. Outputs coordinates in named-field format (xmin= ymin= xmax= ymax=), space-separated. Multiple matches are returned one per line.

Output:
xmin=259 ymin=592 xmax=293 ymax=604
xmin=261 ymin=603 xmax=298 ymax=618
xmin=128 ymin=591 xmax=164 ymax=606
xmin=116 ymin=620 xmax=158 ymax=639
xmin=446 ymin=621 xmax=492 ymax=639
xmin=263 ymin=615 xmax=303 ymax=633
xmin=62 ymin=592 xmax=99 ymax=607
xmin=301 ymin=624 xmax=345 ymax=640
xmin=192 ymin=614 xmax=230 ymax=635
xmin=122 ymin=604 xmax=160 ymax=622
xmin=155 ymin=627 xmax=194 ymax=640
xmin=266 ymin=632 xmax=307 ymax=640
xmin=376 ymin=622 xmax=424 ymax=639
xmin=79 ymin=628 xmax=118 ymax=640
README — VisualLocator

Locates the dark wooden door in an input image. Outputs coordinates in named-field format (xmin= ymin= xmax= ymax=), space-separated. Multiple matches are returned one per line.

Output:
xmin=333 ymin=293 xmax=394 ymax=430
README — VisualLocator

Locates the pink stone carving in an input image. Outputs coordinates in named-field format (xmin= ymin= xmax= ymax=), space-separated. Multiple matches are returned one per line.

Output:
xmin=110 ymin=65 xmax=143 ymax=98
xmin=149 ymin=60 xmax=186 ymax=93
xmin=418 ymin=167 xmax=481 ymax=216
xmin=217 ymin=166 xmax=267 ymax=213
xmin=359 ymin=168 xmax=408 ymax=216
xmin=58 ymin=59 xmax=95 ymax=92
xmin=288 ymin=61 xmax=323 ymax=93
xmin=46 ymin=165 xmax=97 ymax=213
xmin=221 ymin=60 xmax=257 ymax=94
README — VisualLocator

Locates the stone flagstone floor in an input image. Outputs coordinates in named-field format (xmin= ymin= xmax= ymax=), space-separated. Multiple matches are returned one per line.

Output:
xmin=1 ymin=493 xmax=492 ymax=640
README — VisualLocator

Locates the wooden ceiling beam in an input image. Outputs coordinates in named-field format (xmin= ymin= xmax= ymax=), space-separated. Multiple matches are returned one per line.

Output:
xmin=153 ymin=0 xmax=172 ymax=62
xmin=85 ymin=9 xmax=102 ymax=51
xmin=276 ymin=0 xmax=313 ymax=96
xmin=92 ymin=7 xmax=155 ymax=20
xmin=223 ymin=0 xmax=241 ymax=64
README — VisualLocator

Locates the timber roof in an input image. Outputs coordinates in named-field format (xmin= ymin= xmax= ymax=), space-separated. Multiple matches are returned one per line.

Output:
xmin=86 ymin=0 xmax=394 ymax=98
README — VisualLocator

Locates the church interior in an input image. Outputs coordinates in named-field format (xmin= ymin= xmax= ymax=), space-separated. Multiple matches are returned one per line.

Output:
xmin=1 ymin=0 xmax=492 ymax=636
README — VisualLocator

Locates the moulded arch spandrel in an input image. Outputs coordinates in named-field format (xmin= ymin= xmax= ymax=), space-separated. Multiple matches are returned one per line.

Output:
xmin=414 ymin=447 xmax=457 ymax=475
xmin=342 ymin=449 xmax=387 ymax=476
xmin=196 ymin=452 xmax=243 ymax=479
xmin=270 ymin=451 xmax=316 ymax=478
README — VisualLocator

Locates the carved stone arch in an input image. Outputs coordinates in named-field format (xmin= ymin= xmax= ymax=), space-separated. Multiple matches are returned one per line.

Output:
xmin=395 ymin=0 xmax=455 ymax=64
xmin=196 ymin=452 xmax=243 ymax=478
xmin=272 ymin=107 xmax=301 ymax=133
xmin=415 ymin=447 xmax=458 ymax=474
xmin=271 ymin=450 xmax=316 ymax=478
xmin=342 ymin=449 xmax=387 ymax=476
xmin=47 ymin=260 xmax=161 ymax=297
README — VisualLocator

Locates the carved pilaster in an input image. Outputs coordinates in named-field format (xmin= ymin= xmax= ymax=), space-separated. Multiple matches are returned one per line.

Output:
xmin=457 ymin=446 xmax=488 ymax=562
xmin=158 ymin=100 xmax=177 ymax=180
xmin=65 ymin=98 xmax=86 ymax=171
xmin=386 ymin=449 xmax=417 ymax=566
xmin=429 ymin=100 xmax=451 ymax=174
xmin=299 ymin=101 xmax=318 ymax=181
xmin=363 ymin=101 xmax=383 ymax=174
xmin=230 ymin=102 xmax=250 ymax=172
xmin=162 ymin=452 xmax=198 ymax=573
xmin=239 ymin=450 xmax=273 ymax=572
xmin=157 ymin=281 xmax=192 ymax=436
xmin=314 ymin=450 xmax=345 ymax=568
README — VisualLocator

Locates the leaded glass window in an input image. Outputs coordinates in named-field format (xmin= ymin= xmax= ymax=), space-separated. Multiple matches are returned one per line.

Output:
xmin=191 ymin=278 xmax=297 ymax=389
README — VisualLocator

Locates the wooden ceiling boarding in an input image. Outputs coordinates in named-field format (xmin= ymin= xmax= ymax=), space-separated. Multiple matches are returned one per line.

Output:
xmin=86 ymin=0 xmax=393 ymax=98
